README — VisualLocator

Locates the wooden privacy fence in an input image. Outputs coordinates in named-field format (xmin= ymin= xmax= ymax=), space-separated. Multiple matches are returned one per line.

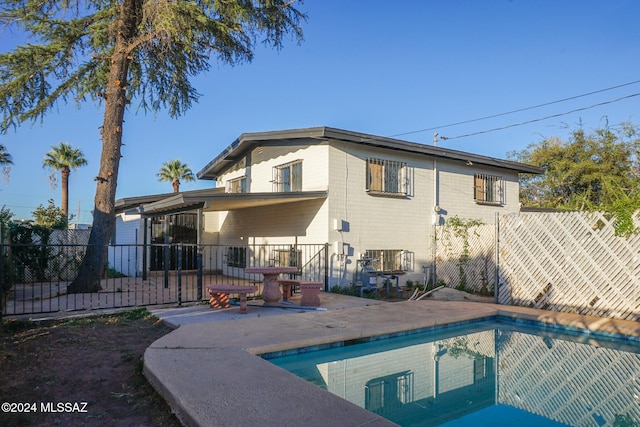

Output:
xmin=435 ymin=223 xmax=496 ymax=295
xmin=436 ymin=211 xmax=640 ymax=321
xmin=498 ymin=211 xmax=640 ymax=321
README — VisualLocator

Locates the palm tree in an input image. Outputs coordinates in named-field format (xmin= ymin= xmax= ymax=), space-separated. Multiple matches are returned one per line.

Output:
xmin=0 ymin=144 xmax=12 ymax=165
xmin=157 ymin=159 xmax=195 ymax=193
xmin=43 ymin=142 xmax=87 ymax=219
xmin=0 ymin=144 xmax=12 ymax=185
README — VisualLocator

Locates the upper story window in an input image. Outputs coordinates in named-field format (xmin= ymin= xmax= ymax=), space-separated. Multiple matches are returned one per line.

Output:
xmin=366 ymin=158 xmax=407 ymax=196
xmin=227 ymin=176 xmax=247 ymax=193
xmin=474 ymin=174 xmax=504 ymax=205
xmin=273 ymin=160 xmax=302 ymax=192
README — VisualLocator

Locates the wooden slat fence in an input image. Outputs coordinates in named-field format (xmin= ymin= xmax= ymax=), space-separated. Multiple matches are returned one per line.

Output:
xmin=435 ymin=211 xmax=640 ymax=321
xmin=499 ymin=211 xmax=640 ymax=321
xmin=435 ymin=223 xmax=496 ymax=295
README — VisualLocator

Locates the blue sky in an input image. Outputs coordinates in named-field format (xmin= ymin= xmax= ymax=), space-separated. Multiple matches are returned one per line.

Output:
xmin=1 ymin=0 xmax=639 ymax=223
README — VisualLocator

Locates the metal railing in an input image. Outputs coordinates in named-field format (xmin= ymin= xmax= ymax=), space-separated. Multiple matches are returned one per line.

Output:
xmin=1 ymin=242 xmax=328 ymax=317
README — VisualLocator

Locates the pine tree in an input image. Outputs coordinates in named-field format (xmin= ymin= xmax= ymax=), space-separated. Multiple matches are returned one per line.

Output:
xmin=0 ymin=1 xmax=306 ymax=292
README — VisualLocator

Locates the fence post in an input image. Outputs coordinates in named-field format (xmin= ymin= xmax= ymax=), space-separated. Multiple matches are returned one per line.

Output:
xmin=177 ymin=244 xmax=182 ymax=306
xmin=494 ymin=212 xmax=500 ymax=304
xmin=163 ymin=244 xmax=170 ymax=289
xmin=142 ymin=218 xmax=148 ymax=281
xmin=324 ymin=243 xmax=329 ymax=292
xmin=197 ymin=248 xmax=203 ymax=301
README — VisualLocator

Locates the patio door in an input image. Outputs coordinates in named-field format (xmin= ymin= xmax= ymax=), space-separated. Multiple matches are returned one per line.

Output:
xmin=150 ymin=213 xmax=198 ymax=270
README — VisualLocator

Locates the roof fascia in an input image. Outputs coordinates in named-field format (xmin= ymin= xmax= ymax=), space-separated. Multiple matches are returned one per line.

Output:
xmin=196 ymin=126 xmax=543 ymax=178
xmin=321 ymin=127 xmax=544 ymax=174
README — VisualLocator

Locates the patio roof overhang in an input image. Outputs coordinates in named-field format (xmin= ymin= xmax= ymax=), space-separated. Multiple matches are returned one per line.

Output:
xmin=139 ymin=190 xmax=328 ymax=216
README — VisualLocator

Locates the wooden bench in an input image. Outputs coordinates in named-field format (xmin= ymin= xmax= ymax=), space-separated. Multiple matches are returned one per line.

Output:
xmin=278 ymin=280 xmax=323 ymax=306
xmin=206 ymin=285 xmax=258 ymax=314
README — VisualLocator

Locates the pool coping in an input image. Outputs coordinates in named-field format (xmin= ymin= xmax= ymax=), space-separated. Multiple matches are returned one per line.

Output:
xmin=143 ymin=299 xmax=640 ymax=427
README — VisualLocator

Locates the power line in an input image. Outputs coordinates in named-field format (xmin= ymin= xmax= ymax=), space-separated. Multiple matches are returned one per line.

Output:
xmin=440 ymin=92 xmax=640 ymax=141
xmin=389 ymin=79 xmax=640 ymax=139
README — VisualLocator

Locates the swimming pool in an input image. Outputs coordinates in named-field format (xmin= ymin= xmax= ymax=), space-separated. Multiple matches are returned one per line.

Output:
xmin=263 ymin=317 xmax=640 ymax=427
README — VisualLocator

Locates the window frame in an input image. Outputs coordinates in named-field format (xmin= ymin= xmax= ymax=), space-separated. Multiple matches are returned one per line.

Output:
xmin=272 ymin=247 xmax=302 ymax=273
xmin=227 ymin=176 xmax=247 ymax=193
xmin=226 ymin=246 xmax=247 ymax=268
xmin=364 ymin=249 xmax=408 ymax=273
xmin=366 ymin=158 xmax=407 ymax=196
xmin=273 ymin=160 xmax=302 ymax=192
xmin=473 ymin=173 xmax=505 ymax=205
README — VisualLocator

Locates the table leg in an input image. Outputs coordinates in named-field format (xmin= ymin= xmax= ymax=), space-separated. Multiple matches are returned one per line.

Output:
xmin=239 ymin=292 xmax=248 ymax=314
xmin=281 ymin=283 xmax=292 ymax=302
xmin=261 ymin=273 xmax=281 ymax=304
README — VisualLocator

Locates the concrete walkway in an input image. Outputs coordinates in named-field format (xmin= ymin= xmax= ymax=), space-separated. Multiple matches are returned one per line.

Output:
xmin=144 ymin=294 xmax=640 ymax=427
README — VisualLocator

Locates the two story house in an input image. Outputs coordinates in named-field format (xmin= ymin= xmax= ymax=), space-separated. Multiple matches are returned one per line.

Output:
xmin=113 ymin=127 xmax=542 ymax=288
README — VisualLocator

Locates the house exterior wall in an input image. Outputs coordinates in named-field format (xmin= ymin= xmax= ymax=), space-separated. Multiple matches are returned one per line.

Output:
xmin=325 ymin=141 xmax=521 ymax=287
xmin=219 ymin=139 xmax=329 ymax=193
xmin=210 ymin=135 xmax=524 ymax=288
xmin=110 ymin=211 xmax=144 ymax=276
xmin=326 ymin=143 xmax=432 ymax=287
xmin=216 ymin=140 xmax=330 ymax=246
xmin=437 ymin=162 xmax=520 ymax=224
xmin=200 ymin=211 xmax=219 ymax=245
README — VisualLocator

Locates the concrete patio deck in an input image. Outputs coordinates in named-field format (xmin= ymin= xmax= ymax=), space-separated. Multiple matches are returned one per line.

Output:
xmin=144 ymin=293 xmax=640 ymax=427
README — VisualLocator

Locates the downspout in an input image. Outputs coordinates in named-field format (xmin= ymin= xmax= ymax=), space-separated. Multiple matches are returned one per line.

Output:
xmin=197 ymin=208 xmax=203 ymax=301
xmin=432 ymin=133 xmax=439 ymax=288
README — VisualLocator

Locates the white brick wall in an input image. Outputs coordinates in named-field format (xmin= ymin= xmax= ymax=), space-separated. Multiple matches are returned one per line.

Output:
xmin=213 ymin=137 xmax=524 ymax=287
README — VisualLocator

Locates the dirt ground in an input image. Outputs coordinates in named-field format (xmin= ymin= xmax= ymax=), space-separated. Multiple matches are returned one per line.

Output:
xmin=0 ymin=308 xmax=181 ymax=427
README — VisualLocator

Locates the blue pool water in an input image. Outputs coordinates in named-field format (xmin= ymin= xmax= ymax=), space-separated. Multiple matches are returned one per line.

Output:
xmin=262 ymin=317 xmax=640 ymax=427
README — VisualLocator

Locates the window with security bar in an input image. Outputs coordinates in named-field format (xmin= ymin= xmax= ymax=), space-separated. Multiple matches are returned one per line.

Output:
xmin=366 ymin=158 xmax=407 ymax=195
xmin=364 ymin=249 xmax=408 ymax=272
xmin=273 ymin=160 xmax=302 ymax=192
xmin=227 ymin=176 xmax=247 ymax=193
xmin=474 ymin=174 xmax=504 ymax=205
xmin=226 ymin=246 xmax=246 ymax=268
xmin=273 ymin=247 xmax=302 ymax=272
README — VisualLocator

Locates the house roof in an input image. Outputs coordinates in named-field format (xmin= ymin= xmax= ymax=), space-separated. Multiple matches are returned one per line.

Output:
xmin=115 ymin=192 xmax=178 ymax=213
xmin=196 ymin=126 xmax=544 ymax=180
xmin=128 ymin=189 xmax=327 ymax=216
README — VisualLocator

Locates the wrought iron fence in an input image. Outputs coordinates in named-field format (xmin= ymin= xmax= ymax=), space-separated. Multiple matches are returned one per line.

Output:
xmin=0 ymin=242 xmax=328 ymax=317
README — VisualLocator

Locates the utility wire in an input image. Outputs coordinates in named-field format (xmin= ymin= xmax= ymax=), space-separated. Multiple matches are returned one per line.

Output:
xmin=389 ymin=79 xmax=640 ymax=139
xmin=440 ymin=92 xmax=640 ymax=140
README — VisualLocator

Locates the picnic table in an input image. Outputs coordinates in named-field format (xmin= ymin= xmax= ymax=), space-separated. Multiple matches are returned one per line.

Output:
xmin=245 ymin=266 xmax=298 ymax=304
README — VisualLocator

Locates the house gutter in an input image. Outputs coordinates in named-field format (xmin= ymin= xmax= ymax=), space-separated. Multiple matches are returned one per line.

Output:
xmin=432 ymin=133 xmax=440 ymax=287
xmin=196 ymin=126 xmax=544 ymax=181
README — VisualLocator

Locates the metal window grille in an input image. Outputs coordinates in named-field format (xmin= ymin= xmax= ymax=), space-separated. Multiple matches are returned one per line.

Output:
xmin=273 ymin=248 xmax=302 ymax=272
xmin=273 ymin=161 xmax=302 ymax=192
xmin=226 ymin=246 xmax=247 ymax=268
xmin=364 ymin=249 xmax=406 ymax=272
xmin=474 ymin=174 xmax=504 ymax=204
xmin=366 ymin=158 xmax=406 ymax=195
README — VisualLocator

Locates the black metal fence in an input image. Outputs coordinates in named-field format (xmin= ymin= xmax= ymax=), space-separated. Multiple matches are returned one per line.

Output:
xmin=1 ymin=242 xmax=328 ymax=317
